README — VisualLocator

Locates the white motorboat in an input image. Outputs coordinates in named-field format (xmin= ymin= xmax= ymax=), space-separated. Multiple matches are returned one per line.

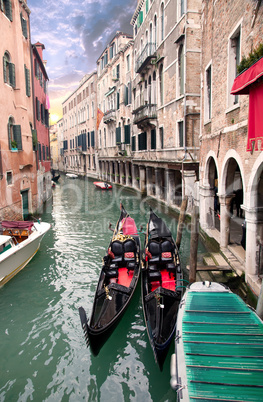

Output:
xmin=66 ymin=173 xmax=78 ymax=179
xmin=0 ymin=220 xmax=51 ymax=286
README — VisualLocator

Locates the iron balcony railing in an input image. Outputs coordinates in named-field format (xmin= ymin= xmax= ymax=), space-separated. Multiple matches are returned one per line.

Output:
xmin=133 ymin=104 xmax=157 ymax=125
xmin=136 ymin=42 xmax=157 ymax=73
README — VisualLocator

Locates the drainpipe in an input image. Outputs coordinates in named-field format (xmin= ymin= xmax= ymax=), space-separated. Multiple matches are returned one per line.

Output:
xmin=183 ymin=0 xmax=188 ymax=198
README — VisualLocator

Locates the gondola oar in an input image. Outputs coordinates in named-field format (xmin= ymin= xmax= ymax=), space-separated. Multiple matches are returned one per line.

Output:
xmin=78 ymin=306 xmax=90 ymax=348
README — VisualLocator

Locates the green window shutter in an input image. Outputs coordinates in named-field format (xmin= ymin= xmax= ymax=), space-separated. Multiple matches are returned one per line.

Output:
xmin=91 ymin=131 xmax=95 ymax=147
xmin=45 ymin=109 xmax=49 ymax=127
xmin=42 ymin=145 xmax=45 ymax=160
xmin=117 ymin=91 xmax=120 ymax=110
xmin=124 ymin=124 xmax=130 ymax=144
xmin=116 ymin=64 xmax=120 ymax=79
xmin=139 ymin=132 xmax=147 ymax=150
xmin=36 ymin=98 xmax=40 ymax=121
xmin=116 ymin=127 xmax=121 ymax=144
xmin=13 ymin=125 xmax=22 ymax=150
xmin=88 ymin=132 xmax=90 ymax=147
xmin=3 ymin=56 xmax=7 ymax=83
xmin=0 ymin=0 xmax=3 ymax=12
xmin=132 ymin=136 xmax=136 ymax=151
xmin=5 ymin=0 xmax=12 ymax=21
xmin=138 ymin=10 xmax=143 ymax=27
xmin=7 ymin=121 xmax=11 ymax=149
xmin=20 ymin=13 xmax=28 ymax=38
xmin=124 ymin=85 xmax=128 ymax=106
xmin=9 ymin=62 xmax=16 ymax=88
xmin=44 ymin=80 xmax=47 ymax=94
xmin=24 ymin=65 xmax=30 ymax=96
xmin=32 ymin=129 xmax=38 ymax=151
xmin=151 ymin=129 xmax=156 ymax=149
xmin=146 ymin=0 xmax=148 ymax=13
xmin=110 ymin=46 xmax=113 ymax=59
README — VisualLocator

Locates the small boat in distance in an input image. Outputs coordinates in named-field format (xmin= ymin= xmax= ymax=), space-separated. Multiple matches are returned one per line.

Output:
xmin=142 ymin=209 xmax=183 ymax=369
xmin=93 ymin=182 xmax=112 ymax=190
xmin=66 ymin=173 xmax=78 ymax=179
xmin=0 ymin=220 xmax=50 ymax=286
xmin=170 ymin=281 xmax=263 ymax=401
xmin=79 ymin=203 xmax=141 ymax=355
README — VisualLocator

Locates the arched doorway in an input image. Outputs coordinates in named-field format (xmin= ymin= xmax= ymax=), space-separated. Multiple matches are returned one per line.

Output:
xmin=220 ymin=156 xmax=244 ymax=248
xmin=200 ymin=155 xmax=219 ymax=230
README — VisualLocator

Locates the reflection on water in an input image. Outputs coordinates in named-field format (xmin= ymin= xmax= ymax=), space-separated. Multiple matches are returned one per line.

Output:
xmin=0 ymin=177 xmax=205 ymax=401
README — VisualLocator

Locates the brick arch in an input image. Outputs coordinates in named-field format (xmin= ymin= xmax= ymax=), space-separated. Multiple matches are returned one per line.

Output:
xmin=219 ymin=149 xmax=245 ymax=196
xmin=246 ymin=152 xmax=263 ymax=209
xmin=203 ymin=151 xmax=219 ymax=188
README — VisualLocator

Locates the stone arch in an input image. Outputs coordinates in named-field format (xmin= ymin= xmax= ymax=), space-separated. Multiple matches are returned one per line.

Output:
xmin=246 ymin=152 xmax=263 ymax=209
xmin=220 ymin=149 xmax=246 ymax=196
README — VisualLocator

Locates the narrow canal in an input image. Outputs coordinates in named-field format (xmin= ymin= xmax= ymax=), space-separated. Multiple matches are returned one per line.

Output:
xmin=0 ymin=177 xmax=207 ymax=401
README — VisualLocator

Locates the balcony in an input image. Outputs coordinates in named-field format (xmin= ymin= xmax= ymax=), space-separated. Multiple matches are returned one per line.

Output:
xmin=136 ymin=42 xmax=157 ymax=74
xmin=103 ymin=109 xmax=116 ymax=124
xmin=133 ymin=104 xmax=157 ymax=127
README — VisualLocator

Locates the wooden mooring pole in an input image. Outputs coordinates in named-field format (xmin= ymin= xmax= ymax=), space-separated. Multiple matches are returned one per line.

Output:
xmin=176 ymin=196 xmax=188 ymax=250
xmin=189 ymin=205 xmax=199 ymax=284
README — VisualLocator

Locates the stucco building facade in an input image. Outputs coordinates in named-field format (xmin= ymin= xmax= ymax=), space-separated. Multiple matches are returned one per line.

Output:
xmin=0 ymin=0 xmax=38 ymax=220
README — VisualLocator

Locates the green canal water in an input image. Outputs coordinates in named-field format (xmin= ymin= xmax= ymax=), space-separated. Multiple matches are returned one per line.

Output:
xmin=0 ymin=177 xmax=206 ymax=401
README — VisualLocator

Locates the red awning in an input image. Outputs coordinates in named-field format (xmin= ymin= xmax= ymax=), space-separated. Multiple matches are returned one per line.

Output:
xmin=231 ymin=57 xmax=263 ymax=95
xmin=231 ymin=57 xmax=263 ymax=151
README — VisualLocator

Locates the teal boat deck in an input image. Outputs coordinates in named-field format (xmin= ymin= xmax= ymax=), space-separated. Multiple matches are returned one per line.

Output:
xmin=182 ymin=291 xmax=263 ymax=401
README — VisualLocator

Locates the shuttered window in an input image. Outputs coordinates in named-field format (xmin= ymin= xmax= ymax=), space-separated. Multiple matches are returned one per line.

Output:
xmin=138 ymin=132 xmax=147 ymax=150
xmin=42 ymin=145 xmax=45 ymax=161
xmin=41 ymin=103 xmax=44 ymax=124
xmin=116 ymin=64 xmax=120 ymax=80
xmin=91 ymin=131 xmax=95 ymax=148
xmin=87 ymin=132 xmax=90 ymax=147
xmin=117 ymin=91 xmax=120 ymax=109
xmin=45 ymin=109 xmax=49 ymax=127
xmin=38 ymin=143 xmax=42 ymax=160
xmin=132 ymin=136 xmax=136 ymax=151
xmin=116 ymin=127 xmax=121 ymax=144
xmin=138 ymin=10 xmax=143 ymax=27
xmin=3 ymin=0 xmax=12 ymax=21
xmin=151 ymin=129 xmax=156 ymax=149
xmin=46 ymin=146 xmax=49 ymax=160
xmin=24 ymin=65 xmax=30 ymax=96
xmin=124 ymin=85 xmax=129 ymax=106
xmin=178 ymin=121 xmax=184 ymax=147
xmin=32 ymin=129 xmax=38 ymax=151
xmin=20 ymin=13 xmax=28 ymax=38
xmin=124 ymin=125 xmax=130 ymax=144
xmin=36 ymin=98 xmax=40 ymax=121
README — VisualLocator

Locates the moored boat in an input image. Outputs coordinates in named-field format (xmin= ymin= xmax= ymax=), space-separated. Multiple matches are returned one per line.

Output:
xmin=0 ymin=220 xmax=51 ymax=286
xmin=79 ymin=203 xmax=141 ymax=355
xmin=142 ymin=209 xmax=183 ymax=369
xmin=93 ymin=181 xmax=112 ymax=190
xmin=170 ymin=281 xmax=263 ymax=401
xmin=52 ymin=174 xmax=60 ymax=182
xmin=66 ymin=173 xmax=78 ymax=179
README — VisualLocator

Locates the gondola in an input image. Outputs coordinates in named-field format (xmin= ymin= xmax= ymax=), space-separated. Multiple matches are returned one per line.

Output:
xmin=142 ymin=209 xmax=183 ymax=369
xmin=79 ymin=204 xmax=141 ymax=355
xmin=93 ymin=181 xmax=112 ymax=190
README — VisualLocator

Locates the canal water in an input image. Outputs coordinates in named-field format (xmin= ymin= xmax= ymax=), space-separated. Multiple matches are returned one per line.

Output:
xmin=0 ymin=177 xmax=206 ymax=401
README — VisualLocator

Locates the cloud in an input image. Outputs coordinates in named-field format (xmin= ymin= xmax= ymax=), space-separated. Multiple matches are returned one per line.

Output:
xmin=28 ymin=0 xmax=137 ymax=121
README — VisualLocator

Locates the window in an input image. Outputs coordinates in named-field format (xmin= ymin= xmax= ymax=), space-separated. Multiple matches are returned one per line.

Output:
xmin=38 ymin=143 xmax=42 ymax=160
xmin=20 ymin=13 xmax=28 ymax=38
xmin=8 ymin=117 xmax=22 ymax=150
xmin=117 ymin=91 xmax=120 ymax=110
xmin=36 ymin=98 xmax=40 ymax=120
xmin=178 ymin=44 xmax=184 ymax=95
xmin=3 ymin=52 xmax=15 ymax=87
xmin=138 ymin=10 xmax=143 ymax=28
xmin=180 ymin=0 xmax=185 ymax=17
xmin=124 ymin=124 xmax=130 ymax=144
xmin=228 ymin=26 xmax=241 ymax=107
xmin=2 ymin=0 xmax=13 ymax=21
xmin=91 ymin=131 xmax=95 ymax=148
xmin=6 ymin=171 xmax=12 ymax=186
xmin=126 ymin=54 xmax=130 ymax=72
xmin=159 ymin=64 xmax=164 ymax=105
xmin=132 ymin=136 xmax=136 ymax=151
xmin=146 ymin=0 xmax=149 ymax=13
xmin=178 ymin=121 xmax=184 ymax=147
xmin=42 ymin=145 xmax=45 ymax=161
xmin=116 ymin=64 xmax=120 ymax=80
xmin=161 ymin=3 xmax=164 ymax=41
xmin=205 ymin=64 xmax=212 ymax=121
xmin=116 ymin=125 xmax=121 ymax=145
xmin=159 ymin=127 xmax=164 ymax=149
xmin=138 ymin=132 xmax=147 ymax=150
xmin=151 ymin=129 xmax=156 ymax=149
xmin=154 ymin=15 xmax=157 ymax=45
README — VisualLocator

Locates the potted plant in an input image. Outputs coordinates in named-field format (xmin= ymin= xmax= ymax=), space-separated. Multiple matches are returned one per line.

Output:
xmin=136 ymin=177 xmax=140 ymax=181
xmin=11 ymin=140 xmax=18 ymax=151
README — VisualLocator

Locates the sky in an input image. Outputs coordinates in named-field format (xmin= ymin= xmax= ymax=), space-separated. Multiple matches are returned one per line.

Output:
xmin=27 ymin=0 xmax=137 ymax=124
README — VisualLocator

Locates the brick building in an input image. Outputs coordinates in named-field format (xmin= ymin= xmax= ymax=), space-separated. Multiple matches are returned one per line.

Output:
xmin=0 ymin=0 xmax=38 ymax=220
xmin=32 ymin=42 xmax=52 ymax=210
xmin=199 ymin=0 xmax=263 ymax=294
